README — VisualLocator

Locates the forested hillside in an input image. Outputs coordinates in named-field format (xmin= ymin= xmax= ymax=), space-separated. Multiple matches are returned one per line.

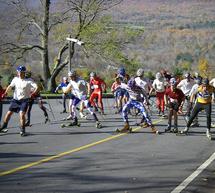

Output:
xmin=111 ymin=0 xmax=215 ymax=75
xmin=0 ymin=0 xmax=214 ymax=88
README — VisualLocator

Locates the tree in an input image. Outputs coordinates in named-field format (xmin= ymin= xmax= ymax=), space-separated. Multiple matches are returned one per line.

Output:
xmin=0 ymin=0 xmax=144 ymax=91
xmin=198 ymin=58 xmax=209 ymax=78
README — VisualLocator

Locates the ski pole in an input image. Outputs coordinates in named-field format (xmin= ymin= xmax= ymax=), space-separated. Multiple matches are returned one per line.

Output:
xmin=40 ymin=82 xmax=56 ymax=120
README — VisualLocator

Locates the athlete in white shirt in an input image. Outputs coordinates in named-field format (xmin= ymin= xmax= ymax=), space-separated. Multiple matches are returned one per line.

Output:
xmin=210 ymin=78 xmax=215 ymax=88
xmin=0 ymin=66 xmax=38 ymax=136
xmin=134 ymin=68 xmax=152 ymax=94
xmin=177 ymin=72 xmax=195 ymax=119
xmin=149 ymin=72 xmax=167 ymax=117
xmin=63 ymin=70 xmax=102 ymax=128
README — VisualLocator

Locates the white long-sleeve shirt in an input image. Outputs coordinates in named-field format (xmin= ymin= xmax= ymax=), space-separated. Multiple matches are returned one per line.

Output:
xmin=177 ymin=79 xmax=194 ymax=96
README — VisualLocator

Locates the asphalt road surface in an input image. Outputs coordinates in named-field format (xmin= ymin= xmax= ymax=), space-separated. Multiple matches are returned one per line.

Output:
xmin=0 ymin=98 xmax=215 ymax=193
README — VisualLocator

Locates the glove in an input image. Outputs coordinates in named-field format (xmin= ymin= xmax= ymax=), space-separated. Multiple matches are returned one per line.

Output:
xmin=30 ymin=93 xmax=37 ymax=99
xmin=1 ymin=92 xmax=7 ymax=99
xmin=104 ymin=90 xmax=107 ymax=94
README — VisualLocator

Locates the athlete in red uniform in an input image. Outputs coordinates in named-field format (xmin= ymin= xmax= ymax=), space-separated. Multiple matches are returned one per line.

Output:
xmin=164 ymin=78 xmax=185 ymax=133
xmin=89 ymin=72 xmax=106 ymax=114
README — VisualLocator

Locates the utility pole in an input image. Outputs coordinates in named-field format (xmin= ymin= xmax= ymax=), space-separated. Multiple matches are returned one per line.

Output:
xmin=66 ymin=36 xmax=84 ymax=72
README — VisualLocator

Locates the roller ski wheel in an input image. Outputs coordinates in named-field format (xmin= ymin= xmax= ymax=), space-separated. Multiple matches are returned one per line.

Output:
xmin=96 ymin=121 xmax=102 ymax=129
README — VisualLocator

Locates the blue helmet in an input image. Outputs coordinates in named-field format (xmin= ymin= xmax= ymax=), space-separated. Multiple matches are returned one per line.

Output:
xmin=17 ymin=65 xmax=26 ymax=72
xmin=117 ymin=67 xmax=126 ymax=77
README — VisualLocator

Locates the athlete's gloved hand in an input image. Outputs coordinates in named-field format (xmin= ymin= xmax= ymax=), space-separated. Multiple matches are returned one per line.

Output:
xmin=1 ymin=92 xmax=7 ymax=99
xmin=30 ymin=93 xmax=36 ymax=99
xmin=104 ymin=90 xmax=107 ymax=93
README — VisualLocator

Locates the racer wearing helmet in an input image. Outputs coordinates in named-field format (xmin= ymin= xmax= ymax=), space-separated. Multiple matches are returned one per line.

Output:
xmin=89 ymin=72 xmax=106 ymax=114
xmin=164 ymin=77 xmax=185 ymax=133
xmin=0 ymin=65 xmax=38 ymax=136
xmin=181 ymin=78 xmax=215 ymax=139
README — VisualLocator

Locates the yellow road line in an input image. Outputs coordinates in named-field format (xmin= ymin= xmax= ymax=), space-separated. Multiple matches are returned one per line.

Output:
xmin=0 ymin=119 xmax=163 ymax=177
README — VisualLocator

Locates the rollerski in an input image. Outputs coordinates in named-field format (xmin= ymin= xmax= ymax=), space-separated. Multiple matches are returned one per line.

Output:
xmin=96 ymin=121 xmax=102 ymax=129
xmin=116 ymin=123 xmax=132 ymax=133
xmin=61 ymin=120 xmax=80 ymax=128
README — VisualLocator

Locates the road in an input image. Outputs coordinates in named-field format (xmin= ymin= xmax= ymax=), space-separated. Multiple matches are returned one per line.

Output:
xmin=0 ymin=98 xmax=215 ymax=193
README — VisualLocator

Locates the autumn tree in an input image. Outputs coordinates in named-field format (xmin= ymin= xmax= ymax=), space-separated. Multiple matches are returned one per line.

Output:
xmin=0 ymin=0 xmax=144 ymax=91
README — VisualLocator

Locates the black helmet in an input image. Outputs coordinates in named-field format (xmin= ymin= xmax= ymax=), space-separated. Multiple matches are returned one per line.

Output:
xmin=195 ymin=77 xmax=202 ymax=85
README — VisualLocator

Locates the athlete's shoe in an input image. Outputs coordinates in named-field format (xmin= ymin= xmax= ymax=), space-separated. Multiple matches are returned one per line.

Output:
xmin=191 ymin=122 xmax=200 ymax=127
xmin=161 ymin=114 xmax=167 ymax=118
xmin=60 ymin=109 xmax=67 ymax=114
xmin=79 ymin=112 xmax=87 ymax=119
xmin=151 ymin=126 xmax=160 ymax=134
xmin=185 ymin=116 xmax=190 ymax=122
xmin=211 ymin=123 xmax=215 ymax=128
xmin=25 ymin=121 xmax=31 ymax=127
xmin=116 ymin=123 xmax=132 ymax=133
xmin=20 ymin=131 xmax=27 ymax=137
xmin=45 ymin=116 xmax=49 ymax=124
xmin=0 ymin=123 xmax=8 ymax=133
xmin=96 ymin=121 xmax=102 ymax=129
xmin=206 ymin=129 xmax=212 ymax=140
xmin=165 ymin=125 xmax=171 ymax=132
xmin=180 ymin=127 xmax=189 ymax=135
xmin=63 ymin=115 xmax=73 ymax=121
xmin=0 ymin=128 xmax=8 ymax=133
xmin=172 ymin=127 xmax=178 ymax=133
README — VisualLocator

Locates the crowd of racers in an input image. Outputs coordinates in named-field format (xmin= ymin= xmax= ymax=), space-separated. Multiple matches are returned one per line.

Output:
xmin=0 ymin=65 xmax=215 ymax=139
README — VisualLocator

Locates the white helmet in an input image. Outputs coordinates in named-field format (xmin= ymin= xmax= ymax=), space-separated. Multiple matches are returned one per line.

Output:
xmin=156 ymin=72 xmax=162 ymax=79
xmin=170 ymin=78 xmax=177 ymax=85
xmin=68 ymin=70 xmax=76 ymax=77
xmin=136 ymin=68 xmax=144 ymax=77
xmin=62 ymin=76 xmax=68 ymax=81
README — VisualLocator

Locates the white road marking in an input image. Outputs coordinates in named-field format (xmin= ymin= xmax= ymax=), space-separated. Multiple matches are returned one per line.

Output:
xmin=171 ymin=152 xmax=215 ymax=193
